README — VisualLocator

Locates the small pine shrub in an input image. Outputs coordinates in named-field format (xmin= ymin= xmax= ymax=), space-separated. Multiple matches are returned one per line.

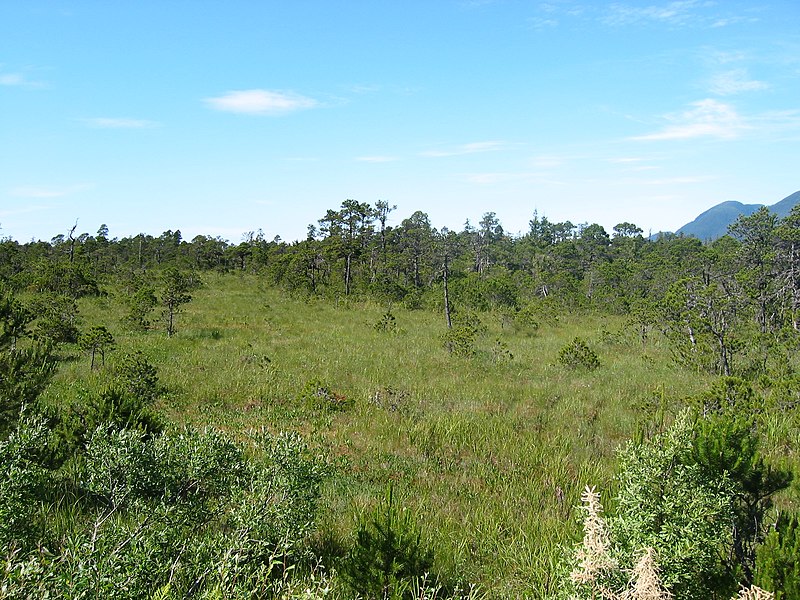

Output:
xmin=442 ymin=311 xmax=485 ymax=357
xmin=513 ymin=304 xmax=541 ymax=334
xmin=340 ymin=486 xmax=436 ymax=600
xmin=114 ymin=350 xmax=160 ymax=404
xmin=373 ymin=310 xmax=398 ymax=333
xmin=755 ymin=513 xmax=799 ymax=600
xmin=558 ymin=337 xmax=600 ymax=370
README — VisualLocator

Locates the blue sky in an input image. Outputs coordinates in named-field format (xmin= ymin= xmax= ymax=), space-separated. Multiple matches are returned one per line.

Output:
xmin=2 ymin=1 xmax=799 ymax=243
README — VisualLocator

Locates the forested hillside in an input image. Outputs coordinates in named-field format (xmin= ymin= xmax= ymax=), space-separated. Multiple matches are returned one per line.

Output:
xmin=2 ymin=202 xmax=799 ymax=598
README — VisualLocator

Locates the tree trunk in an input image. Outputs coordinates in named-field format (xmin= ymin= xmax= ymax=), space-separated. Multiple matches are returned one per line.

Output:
xmin=345 ymin=253 xmax=352 ymax=295
xmin=443 ymin=255 xmax=452 ymax=329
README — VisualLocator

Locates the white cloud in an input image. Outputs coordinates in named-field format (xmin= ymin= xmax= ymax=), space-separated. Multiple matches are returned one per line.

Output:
xmin=531 ymin=155 xmax=565 ymax=169
xmin=10 ymin=184 xmax=92 ymax=198
xmin=82 ymin=117 xmax=159 ymax=129
xmin=204 ymin=89 xmax=318 ymax=115
xmin=356 ymin=156 xmax=399 ymax=163
xmin=608 ymin=157 xmax=646 ymax=163
xmin=631 ymin=99 xmax=748 ymax=141
xmin=464 ymin=172 xmax=538 ymax=184
xmin=0 ymin=71 xmax=46 ymax=88
xmin=710 ymin=50 xmax=745 ymax=64
xmin=641 ymin=175 xmax=715 ymax=184
xmin=420 ymin=140 xmax=506 ymax=157
xmin=0 ymin=73 xmax=25 ymax=85
xmin=603 ymin=1 xmax=712 ymax=27
xmin=709 ymin=69 xmax=769 ymax=95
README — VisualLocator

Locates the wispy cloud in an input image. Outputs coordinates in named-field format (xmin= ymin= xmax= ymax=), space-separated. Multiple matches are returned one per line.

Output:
xmin=356 ymin=156 xmax=399 ymax=163
xmin=0 ymin=71 xmax=46 ymax=88
xmin=602 ymin=1 xmax=713 ymax=27
xmin=204 ymin=89 xmax=318 ymax=115
xmin=465 ymin=172 xmax=534 ymax=184
xmin=10 ymin=183 xmax=93 ymax=198
xmin=640 ymin=175 xmax=715 ymax=185
xmin=82 ymin=117 xmax=160 ymax=129
xmin=531 ymin=155 xmax=565 ymax=169
xmin=607 ymin=157 xmax=660 ymax=172
xmin=608 ymin=157 xmax=646 ymax=164
xmin=709 ymin=69 xmax=769 ymax=95
xmin=420 ymin=140 xmax=507 ymax=158
xmin=631 ymin=99 xmax=748 ymax=141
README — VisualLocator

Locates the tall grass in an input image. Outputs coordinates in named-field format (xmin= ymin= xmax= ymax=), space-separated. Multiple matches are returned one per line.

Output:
xmin=39 ymin=273 xmax=737 ymax=596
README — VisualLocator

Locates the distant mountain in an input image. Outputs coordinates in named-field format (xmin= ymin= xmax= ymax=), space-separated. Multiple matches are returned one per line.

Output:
xmin=673 ymin=190 xmax=800 ymax=241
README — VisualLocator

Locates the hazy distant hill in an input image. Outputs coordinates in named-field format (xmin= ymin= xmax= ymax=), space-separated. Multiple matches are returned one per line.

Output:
xmin=674 ymin=190 xmax=800 ymax=241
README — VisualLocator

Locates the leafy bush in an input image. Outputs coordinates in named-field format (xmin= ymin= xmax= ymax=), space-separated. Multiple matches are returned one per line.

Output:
xmin=612 ymin=412 xmax=735 ymax=598
xmin=1 ymin=424 xmax=326 ymax=599
xmin=122 ymin=280 xmax=158 ymax=331
xmin=513 ymin=303 xmax=541 ymax=334
xmin=558 ymin=337 xmax=600 ymax=370
xmin=565 ymin=409 xmax=793 ymax=599
xmin=0 ymin=288 xmax=32 ymax=349
xmin=0 ymin=415 xmax=51 ymax=550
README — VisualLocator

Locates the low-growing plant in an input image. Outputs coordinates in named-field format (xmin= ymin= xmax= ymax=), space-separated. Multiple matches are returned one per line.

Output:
xmin=513 ymin=303 xmax=541 ymax=334
xmin=123 ymin=280 xmax=158 ymax=331
xmin=374 ymin=310 xmax=398 ymax=333
xmin=340 ymin=486 xmax=436 ymax=600
xmin=0 ymin=414 xmax=51 ymax=550
xmin=1 ymin=423 xmax=326 ymax=599
xmin=298 ymin=378 xmax=352 ymax=412
xmin=29 ymin=292 xmax=80 ymax=344
xmin=558 ymin=337 xmax=600 ymax=370
xmin=490 ymin=338 xmax=513 ymax=363
xmin=0 ymin=343 xmax=56 ymax=439
xmin=114 ymin=350 xmax=160 ymax=404
xmin=755 ymin=512 xmax=800 ymax=599
xmin=442 ymin=311 xmax=485 ymax=357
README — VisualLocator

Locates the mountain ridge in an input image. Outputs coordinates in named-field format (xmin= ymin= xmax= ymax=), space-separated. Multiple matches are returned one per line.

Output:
xmin=671 ymin=190 xmax=800 ymax=241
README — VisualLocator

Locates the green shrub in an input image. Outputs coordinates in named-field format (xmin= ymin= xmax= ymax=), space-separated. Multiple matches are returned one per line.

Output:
xmin=373 ymin=310 xmax=398 ymax=333
xmin=29 ymin=292 xmax=80 ymax=344
xmin=2 ymin=425 xmax=325 ymax=599
xmin=0 ymin=415 xmax=51 ymax=550
xmin=755 ymin=512 xmax=800 ymax=599
xmin=513 ymin=303 xmax=541 ymax=334
xmin=558 ymin=337 xmax=600 ymax=370
xmin=442 ymin=311 xmax=485 ymax=357
xmin=340 ymin=486 xmax=436 ymax=600
xmin=114 ymin=350 xmax=160 ymax=404
xmin=0 ymin=343 xmax=56 ymax=439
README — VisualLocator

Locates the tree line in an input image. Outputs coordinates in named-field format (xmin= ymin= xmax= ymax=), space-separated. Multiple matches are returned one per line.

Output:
xmin=4 ymin=201 xmax=800 ymax=377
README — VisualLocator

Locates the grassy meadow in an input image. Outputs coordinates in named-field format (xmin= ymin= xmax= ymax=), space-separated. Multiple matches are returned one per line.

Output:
xmin=40 ymin=272 xmax=769 ymax=596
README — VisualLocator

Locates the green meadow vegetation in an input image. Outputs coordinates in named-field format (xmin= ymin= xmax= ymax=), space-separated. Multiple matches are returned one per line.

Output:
xmin=2 ymin=203 xmax=800 ymax=598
